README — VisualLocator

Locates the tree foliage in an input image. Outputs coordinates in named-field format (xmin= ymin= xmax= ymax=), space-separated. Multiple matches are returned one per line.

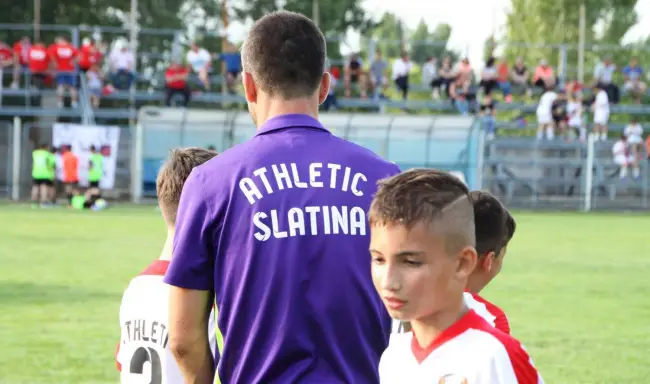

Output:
xmin=501 ymin=0 xmax=640 ymax=81
xmin=409 ymin=20 xmax=455 ymax=64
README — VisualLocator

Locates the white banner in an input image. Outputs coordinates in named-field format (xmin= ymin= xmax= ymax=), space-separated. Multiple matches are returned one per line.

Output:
xmin=52 ymin=123 xmax=121 ymax=189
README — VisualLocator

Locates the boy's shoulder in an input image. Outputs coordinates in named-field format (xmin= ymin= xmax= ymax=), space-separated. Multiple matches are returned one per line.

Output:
xmin=464 ymin=291 xmax=511 ymax=334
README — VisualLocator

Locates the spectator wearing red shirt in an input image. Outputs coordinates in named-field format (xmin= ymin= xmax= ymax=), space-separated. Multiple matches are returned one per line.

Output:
xmin=78 ymin=37 xmax=102 ymax=73
xmin=164 ymin=60 xmax=191 ymax=107
xmin=48 ymin=36 xmax=78 ymax=108
xmin=0 ymin=42 xmax=14 ymax=83
xmin=27 ymin=41 xmax=50 ymax=89
xmin=11 ymin=36 xmax=31 ymax=89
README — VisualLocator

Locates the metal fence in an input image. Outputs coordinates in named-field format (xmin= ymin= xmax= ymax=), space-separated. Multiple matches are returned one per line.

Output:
xmin=133 ymin=108 xmax=482 ymax=200
xmin=482 ymin=136 xmax=650 ymax=211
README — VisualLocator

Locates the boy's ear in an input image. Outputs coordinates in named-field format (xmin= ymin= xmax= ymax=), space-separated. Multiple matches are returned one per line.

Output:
xmin=482 ymin=251 xmax=496 ymax=272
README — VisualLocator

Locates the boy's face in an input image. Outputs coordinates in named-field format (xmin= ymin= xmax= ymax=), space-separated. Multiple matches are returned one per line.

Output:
xmin=370 ymin=221 xmax=474 ymax=322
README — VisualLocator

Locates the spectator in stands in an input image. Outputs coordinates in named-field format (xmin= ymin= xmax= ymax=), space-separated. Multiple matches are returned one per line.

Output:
xmin=551 ymin=90 xmax=568 ymax=140
xmin=369 ymin=50 xmax=388 ymax=99
xmin=496 ymin=57 xmax=512 ymax=102
xmin=479 ymin=57 xmax=499 ymax=96
xmin=392 ymin=50 xmax=412 ymax=100
xmin=593 ymin=56 xmax=619 ymax=104
xmin=0 ymin=41 xmax=14 ymax=83
xmin=109 ymin=43 xmax=136 ymax=90
xmin=436 ymin=56 xmax=456 ymax=97
xmin=567 ymin=91 xmax=586 ymax=141
xmin=612 ymin=134 xmax=639 ymax=179
xmin=48 ymin=36 xmax=78 ymax=109
xmin=622 ymin=57 xmax=647 ymax=104
xmin=592 ymin=83 xmax=610 ymax=141
xmin=164 ymin=59 xmax=191 ymax=107
xmin=11 ymin=36 xmax=30 ymax=89
xmin=422 ymin=56 xmax=440 ymax=99
xmin=344 ymin=53 xmax=366 ymax=98
xmin=536 ymin=85 xmax=557 ymax=140
xmin=186 ymin=41 xmax=211 ymax=91
xmin=27 ymin=40 xmax=49 ymax=89
xmin=86 ymin=64 xmax=103 ymax=108
xmin=219 ymin=41 xmax=242 ymax=94
xmin=78 ymin=37 xmax=102 ymax=74
xmin=479 ymin=91 xmax=496 ymax=140
xmin=646 ymin=135 xmax=650 ymax=161
xmin=454 ymin=57 xmax=473 ymax=95
xmin=624 ymin=117 xmax=644 ymax=159
xmin=532 ymin=59 xmax=555 ymax=90
xmin=510 ymin=57 xmax=530 ymax=96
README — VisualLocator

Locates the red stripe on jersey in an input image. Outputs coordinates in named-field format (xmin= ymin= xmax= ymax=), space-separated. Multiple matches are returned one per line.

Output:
xmin=139 ymin=260 xmax=170 ymax=276
xmin=115 ymin=342 xmax=121 ymax=372
xmin=476 ymin=318 xmax=541 ymax=383
xmin=411 ymin=310 xmax=478 ymax=364
xmin=469 ymin=292 xmax=511 ymax=334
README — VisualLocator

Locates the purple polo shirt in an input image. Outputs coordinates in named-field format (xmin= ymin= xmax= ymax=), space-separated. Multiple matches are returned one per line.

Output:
xmin=165 ymin=114 xmax=400 ymax=383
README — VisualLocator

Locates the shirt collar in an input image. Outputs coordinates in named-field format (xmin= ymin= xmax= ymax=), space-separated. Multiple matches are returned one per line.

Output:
xmin=255 ymin=114 xmax=328 ymax=137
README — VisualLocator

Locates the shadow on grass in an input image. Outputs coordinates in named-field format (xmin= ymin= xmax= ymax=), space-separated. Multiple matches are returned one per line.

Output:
xmin=0 ymin=282 xmax=117 ymax=305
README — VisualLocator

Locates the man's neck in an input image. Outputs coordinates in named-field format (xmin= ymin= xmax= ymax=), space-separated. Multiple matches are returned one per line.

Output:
xmin=410 ymin=296 xmax=468 ymax=349
xmin=159 ymin=228 xmax=174 ymax=261
xmin=257 ymin=98 xmax=320 ymax=128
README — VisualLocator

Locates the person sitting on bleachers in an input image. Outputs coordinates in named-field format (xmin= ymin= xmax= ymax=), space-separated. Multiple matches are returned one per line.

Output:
xmin=164 ymin=59 xmax=191 ymax=107
xmin=27 ymin=40 xmax=49 ymax=89
xmin=622 ymin=57 xmax=647 ymax=104
xmin=479 ymin=57 xmax=499 ymax=96
xmin=624 ymin=117 xmax=644 ymax=159
xmin=532 ymin=59 xmax=555 ymax=90
xmin=392 ymin=51 xmax=412 ymax=101
xmin=108 ymin=42 xmax=136 ymax=90
xmin=496 ymin=57 xmax=512 ymax=102
xmin=436 ymin=56 xmax=455 ymax=97
xmin=344 ymin=53 xmax=366 ymax=98
xmin=48 ymin=36 xmax=79 ymax=108
xmin=479 ymin=91 xmax=497 ymax=140
xmin=86 ymin=64 xmax=104 ymax=108
xmin=0 ymin=41 xmax=15 ymax=84
xmin=369 ymin=50 xmax=389 ymax=99
xmin=78 ymin=37 xmax=103 ymax=74
xmin=511 ymin=57 xmax=530 ymax=95
xmin=421 ymin=56 xmax=440 ymax=99
xmin=218 ymin=41 xmax=242 ymax=95
xmin=593 ymin=56 xmax=619 ymax=104
xmin=612 ymin=134 xmax=639 ymax=180
xmin=186 ymin=41 xmax=211 ymax=91
xmin=536 ymin=86 xmax=557 ymax=140
xmin=11 ymin=36 xmax=30 ymax=89
xmin=567 ymin=91 xmax=586 ymax=141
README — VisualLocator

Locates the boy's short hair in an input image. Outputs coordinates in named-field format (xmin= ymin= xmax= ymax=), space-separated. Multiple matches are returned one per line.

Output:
xmin=156 ymin=147 xmax=218 ymax=225
xmin=470 ymin=190 xmax=516 ymax=257
xmin=369 ymin=169 xmax=475 ymax=253
xmin=242 ymin=11 xmax=326 ymax=100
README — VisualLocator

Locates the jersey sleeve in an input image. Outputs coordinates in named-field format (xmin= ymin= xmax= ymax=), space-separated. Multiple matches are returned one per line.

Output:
xmin=164 ymin=169 xmax=217 ymax=291
xmin=482 ymin=339 xmax=543 ymax=384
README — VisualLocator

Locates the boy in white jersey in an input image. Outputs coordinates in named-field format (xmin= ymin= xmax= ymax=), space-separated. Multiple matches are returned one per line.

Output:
xmin=116 ymin=147 xmax=218 ymax=384
xmin=370 ymin=169 xmax=543 ymax=383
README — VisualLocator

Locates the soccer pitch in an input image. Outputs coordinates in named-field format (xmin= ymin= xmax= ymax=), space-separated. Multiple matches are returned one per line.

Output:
xmin=0 ymin=205 xmax=648 ymax=384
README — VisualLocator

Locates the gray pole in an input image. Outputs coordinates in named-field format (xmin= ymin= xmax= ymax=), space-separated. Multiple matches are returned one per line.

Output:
xmin=312 ymin=0 xmax=319 ymax=27
xmin=578 ymin=3 xmax=586 ymax=84
xmin=129 ymin=0 xmax=138 ymax=126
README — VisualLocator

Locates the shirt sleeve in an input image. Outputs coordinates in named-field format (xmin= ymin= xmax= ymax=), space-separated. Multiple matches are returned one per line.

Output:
xmin=164 ymin=169 xmax=216 ymax=291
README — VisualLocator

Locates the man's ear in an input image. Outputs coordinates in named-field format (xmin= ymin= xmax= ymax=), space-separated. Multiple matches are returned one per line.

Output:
xmin=318 ymin=72 xmax=331 ymax=105
xmin=242 ymin=72 xmax=257 ymax=103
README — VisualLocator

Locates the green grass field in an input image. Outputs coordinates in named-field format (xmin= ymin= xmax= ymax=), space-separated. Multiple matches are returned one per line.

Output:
xmin=1 ymin=204 xmax=649 ymax=384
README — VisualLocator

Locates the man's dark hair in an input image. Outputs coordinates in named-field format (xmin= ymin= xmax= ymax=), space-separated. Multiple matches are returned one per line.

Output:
xmin=369 ymin=169 xmax=475 ymax=253
xmin=242 ymin=11 xmax=326 ymax=99
xmin=89 ymin=145 xmax=96 ymax=152
xmin=470 ymin=190 xmax=516 ymax=258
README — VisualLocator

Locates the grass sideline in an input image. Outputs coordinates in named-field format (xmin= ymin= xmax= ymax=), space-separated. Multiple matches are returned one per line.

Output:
xmin=1 ymin=204 xmax=649 ymax=383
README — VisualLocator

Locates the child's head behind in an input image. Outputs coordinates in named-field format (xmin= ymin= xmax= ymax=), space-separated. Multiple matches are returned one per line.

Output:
xmin=368 ymin=169 xmax=477 ymax=322
xmin=467 ymin=190 xmax=516 ymax=294
xmin=156 ymin=147 xmax=218 ymax=227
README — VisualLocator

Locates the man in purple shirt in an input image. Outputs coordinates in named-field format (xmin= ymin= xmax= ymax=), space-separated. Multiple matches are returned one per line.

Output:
xmin=165 ymin=11 xmax=400 ymax=384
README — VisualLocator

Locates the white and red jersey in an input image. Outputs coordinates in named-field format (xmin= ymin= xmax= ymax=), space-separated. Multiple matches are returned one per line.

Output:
xmin=392 ymin=292 xmax=511 ymax=334
xmin=381 ymin=310 xmax=543 ymax=384
xmin=464 ymin=291 xmax=510 ymax=334
xmin=47 ymin=42 xmax=77 ymax=72
xmin=117 ymin=260 xmax=216 ymax=384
